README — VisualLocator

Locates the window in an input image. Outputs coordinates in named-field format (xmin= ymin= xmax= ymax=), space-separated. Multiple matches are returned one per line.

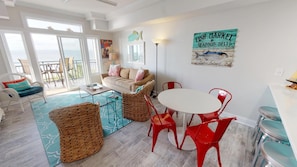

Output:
xmin=3 ymin=33 xmax=31 ymax=74
xmin=26 ymin=18 xmax=83 ymax=33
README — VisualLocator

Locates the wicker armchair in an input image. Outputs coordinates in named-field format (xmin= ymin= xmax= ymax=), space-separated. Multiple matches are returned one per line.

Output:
xmin=49 ymin=102 xmax=104 ymax=163
xmin=122 ymin=80 xmax=155 ymax=122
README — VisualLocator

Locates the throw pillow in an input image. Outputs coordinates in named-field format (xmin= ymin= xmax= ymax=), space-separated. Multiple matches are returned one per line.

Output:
xmin=7 ymin=79 xmax=31 ymax=91
xmin=108 ymin=64 xmax=121 ymax=76
xmin=120 ymin=68 xmax=130 ymax=79
xmin=135 ymin=69 xmax=145 ymax=82
xmin=2 ymin=78 xmax=26 ymax=88
xmin=135 ymin=85 xmax=144 ymax=93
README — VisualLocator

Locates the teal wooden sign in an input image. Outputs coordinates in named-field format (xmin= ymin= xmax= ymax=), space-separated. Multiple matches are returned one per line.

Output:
xmin=192 ymin=29 xmax=238 ymax=67
xmin=193 ymin=29 xmax=237 ymax=49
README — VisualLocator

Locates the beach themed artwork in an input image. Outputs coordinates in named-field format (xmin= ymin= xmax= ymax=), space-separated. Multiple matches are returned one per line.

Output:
xmin=128 ymin=30 xmax=143 ymax=42
xmin=192 ymin=29 xmax=238 ymax=67
xmin=100 ymin=39 xmax=112 ymax=59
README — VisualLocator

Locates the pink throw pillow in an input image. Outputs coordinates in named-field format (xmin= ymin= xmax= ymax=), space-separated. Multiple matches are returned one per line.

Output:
xmin=108 ymin=64 xmax=121 ymax=76
xmin=135 ymin=69 xmax=144 ymax=82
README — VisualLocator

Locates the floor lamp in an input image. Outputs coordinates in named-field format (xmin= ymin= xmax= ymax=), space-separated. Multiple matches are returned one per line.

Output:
xmin=152 ymin=39 xmax=162 ymax=98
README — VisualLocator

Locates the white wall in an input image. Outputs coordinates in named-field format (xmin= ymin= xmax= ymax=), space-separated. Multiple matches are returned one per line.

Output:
xmin=114 ymin=0 xmax=297 ymax=127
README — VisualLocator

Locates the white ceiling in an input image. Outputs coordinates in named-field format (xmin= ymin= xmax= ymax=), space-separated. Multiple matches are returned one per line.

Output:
xmin=14 ymin=0 xmax=161 ymax=19
xmin=4 ymin=0 xmax=274 ymax=31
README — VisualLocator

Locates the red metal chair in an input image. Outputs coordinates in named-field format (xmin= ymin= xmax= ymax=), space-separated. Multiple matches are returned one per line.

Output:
xmin=162 ymin=81 xmax=182 ymax=117
xmin=143 ymin=94 xmax=179 ymax=152
xmin=188 ymin=88 xmax=232 ymax=125
xmin=180 ymin=117 xmax=237 ymax=167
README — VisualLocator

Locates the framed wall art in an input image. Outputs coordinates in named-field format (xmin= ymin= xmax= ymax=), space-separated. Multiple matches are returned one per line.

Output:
xmin=100 ymin=39 xmax=112 ymax=59
xmin=191 ymin=29 xmax=238 ymax=67
xmin=127 ymin=41 xmax=145 ymax=65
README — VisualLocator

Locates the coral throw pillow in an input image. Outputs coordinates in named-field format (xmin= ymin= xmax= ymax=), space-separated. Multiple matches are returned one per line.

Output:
xmin=135 ymin=69 xmax=144 ymax=82
xmin=2 ymin=78 xmax=27 ymax=88
xmin=108 ymin=64 xmax=121 ymax=76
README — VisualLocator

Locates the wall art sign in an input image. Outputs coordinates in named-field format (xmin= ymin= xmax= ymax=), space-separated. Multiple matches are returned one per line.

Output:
xmin=128 ymin=30 xmax=143 ymax=42
xmin=191 ymin=29 xmax=238 ymax=67
xmin=100 ymin=39 xmax=112 ymax=59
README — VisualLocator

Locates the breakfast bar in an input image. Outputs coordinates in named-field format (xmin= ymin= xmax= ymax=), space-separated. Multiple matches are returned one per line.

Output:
xmin=269 ymin=83 xmax=297 ymax=159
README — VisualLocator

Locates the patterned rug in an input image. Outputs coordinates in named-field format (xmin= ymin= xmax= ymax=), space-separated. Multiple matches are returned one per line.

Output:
xmin=31 ymin=90 xmax=132 ymax=167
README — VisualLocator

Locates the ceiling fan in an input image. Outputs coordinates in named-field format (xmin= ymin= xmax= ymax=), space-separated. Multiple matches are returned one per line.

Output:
xmin=97 ymin=0 xmax=117 ymax=6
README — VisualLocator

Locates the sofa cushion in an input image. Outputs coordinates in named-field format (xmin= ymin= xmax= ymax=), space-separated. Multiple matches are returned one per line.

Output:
xmin=18 ymin=86 xmax=43 ymax=97
xmin=120 ymin=68 xmax=130 ymax=79
xmin=103 ymin=76 xmax=134 ymax=91
xmin=129 ymin=68 xmax=138 ymax=80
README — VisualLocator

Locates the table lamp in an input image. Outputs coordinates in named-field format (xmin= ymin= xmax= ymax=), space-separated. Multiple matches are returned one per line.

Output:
xmin=109 ymin=52 xmax=118 ymax=64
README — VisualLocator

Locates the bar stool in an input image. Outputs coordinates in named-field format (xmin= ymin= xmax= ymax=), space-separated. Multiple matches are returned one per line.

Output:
xmin=257 ymin=141 xmax=297 ymax=167
xmin=252 ymin=106 xmax=281 ymax=145
xmin=252 ymin=119 xmax=289 ymax=166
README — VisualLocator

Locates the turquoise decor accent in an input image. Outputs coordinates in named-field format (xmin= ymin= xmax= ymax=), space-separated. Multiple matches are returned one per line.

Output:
xmin=135 ymin=85 xmax=144 ymax=93
xmin=192 ymin=29 xmax=238 ymax=49
xmin=7 ymin=79 xmax=31 ymax=91
xmin=128 ymin=30 xmax=143 ymax=42
xmin=31 ymin=91 xmax=131 ymax=167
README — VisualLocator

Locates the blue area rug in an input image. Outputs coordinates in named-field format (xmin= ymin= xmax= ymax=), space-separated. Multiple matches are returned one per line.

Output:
xmin=31 ymin=90 xmax=132 ymax=167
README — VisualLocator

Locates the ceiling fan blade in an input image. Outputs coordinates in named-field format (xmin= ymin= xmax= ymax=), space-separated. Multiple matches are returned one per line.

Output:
xmin=97 ymin=0 xmax=117 ymax=6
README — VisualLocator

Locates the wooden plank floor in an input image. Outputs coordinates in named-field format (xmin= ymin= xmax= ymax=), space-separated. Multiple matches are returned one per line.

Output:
xmin=0 ymin=97 xmax=256 ymax=167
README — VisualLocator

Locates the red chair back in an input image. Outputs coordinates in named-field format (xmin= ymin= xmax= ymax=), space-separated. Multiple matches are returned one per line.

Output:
xmin=212 ymin=117 xmax=236 ymax=142
xmin=144 ymin=94 xmax=162 ymax=124
xmin=209 ymin=88 xmax=232 ymax=115
xmin=181 ymin=117 xmax=236 ymax=167
xmin=162 ymin=81 xmax=182 ymax=90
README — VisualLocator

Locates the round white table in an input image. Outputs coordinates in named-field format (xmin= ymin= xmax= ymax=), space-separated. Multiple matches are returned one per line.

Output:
xmin=158 ymin=89 xmax=221 ymax=150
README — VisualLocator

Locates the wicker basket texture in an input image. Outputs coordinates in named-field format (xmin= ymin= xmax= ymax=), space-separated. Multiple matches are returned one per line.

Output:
xmin=49 ymin=102 xmax=104 ymax=163
xmin=122 ymin=80 xmax=155 ymax=122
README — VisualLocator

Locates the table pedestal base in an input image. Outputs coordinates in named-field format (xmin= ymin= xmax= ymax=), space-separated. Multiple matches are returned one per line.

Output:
xmin=168 ymin=127 xmax=196 ymax=151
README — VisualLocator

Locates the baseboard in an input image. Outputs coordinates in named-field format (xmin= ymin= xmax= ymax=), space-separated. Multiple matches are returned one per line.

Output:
xmin=221 ymin=112 xmax=256 ymax=128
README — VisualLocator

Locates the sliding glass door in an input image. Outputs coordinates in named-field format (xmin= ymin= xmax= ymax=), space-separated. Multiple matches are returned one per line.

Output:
xmin=1 ymin=31 xmax=99 ymax=95
xmin=31 ymin=34 xmax=86 ymax=94
xmin=59 ymin=37 xmax=86 ymax=89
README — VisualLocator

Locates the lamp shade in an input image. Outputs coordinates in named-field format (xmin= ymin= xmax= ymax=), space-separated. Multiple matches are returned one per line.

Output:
xmin=109 ymin=52 xmax=117 ymax=61
xmin=152 ymin=39 xmax=162 ymax=44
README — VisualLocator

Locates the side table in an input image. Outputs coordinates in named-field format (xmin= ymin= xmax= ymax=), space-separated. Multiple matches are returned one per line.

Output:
xmin=101 ymin=91 xmax=123 ymax=129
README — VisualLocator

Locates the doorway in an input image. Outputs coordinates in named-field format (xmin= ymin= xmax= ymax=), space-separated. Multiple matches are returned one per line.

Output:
xmin=31 ymin=34 xmax=87 ymax=95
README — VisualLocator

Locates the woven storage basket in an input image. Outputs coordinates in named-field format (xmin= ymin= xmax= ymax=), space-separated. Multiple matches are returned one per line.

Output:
xmin=122 ymin=80 xmax=155 ymax=122
xmin=49 ymin=102 xmax=104 ymax=163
